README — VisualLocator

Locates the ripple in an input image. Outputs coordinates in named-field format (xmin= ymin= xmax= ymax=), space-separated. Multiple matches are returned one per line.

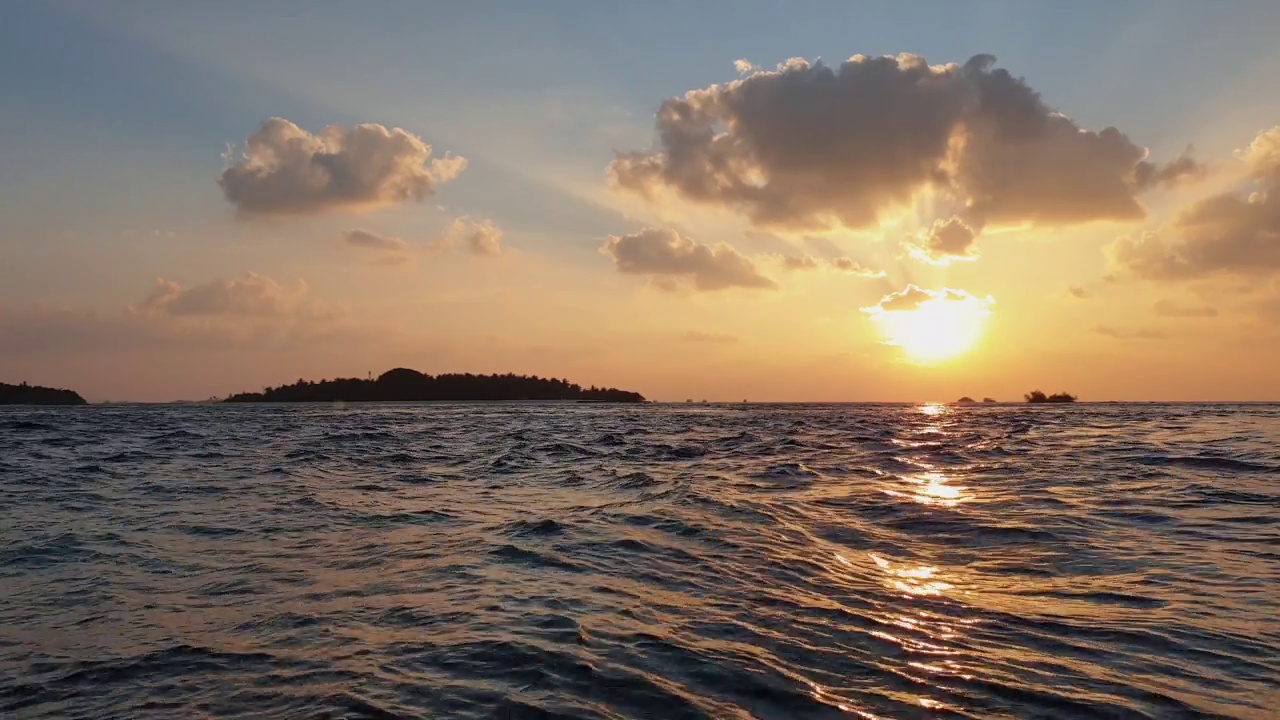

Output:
xmin=1 ymin=402 xmax=1277 ymax=719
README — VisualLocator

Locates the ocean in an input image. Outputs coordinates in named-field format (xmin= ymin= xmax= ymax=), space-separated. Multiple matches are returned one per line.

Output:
xmin=1 ymin=402 xmax=1277 ymax=719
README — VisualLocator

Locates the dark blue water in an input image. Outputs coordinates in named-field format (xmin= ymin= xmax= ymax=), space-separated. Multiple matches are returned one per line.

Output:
xmin=1 ymin=403 xmax=1278 ymax=719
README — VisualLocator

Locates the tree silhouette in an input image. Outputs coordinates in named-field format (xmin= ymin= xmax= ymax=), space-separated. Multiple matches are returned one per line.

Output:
xmin=224 ymin=368 xmax=645 ymax=403
xmin=1024 ymin=389 xmax=1077 ymax=403
xmin=0 ymin=381 xmax=87 ymax=405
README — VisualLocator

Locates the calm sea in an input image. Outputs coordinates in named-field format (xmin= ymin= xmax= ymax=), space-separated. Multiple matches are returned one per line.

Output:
xmin=1 ymin=403 xmax=1277 ymax=719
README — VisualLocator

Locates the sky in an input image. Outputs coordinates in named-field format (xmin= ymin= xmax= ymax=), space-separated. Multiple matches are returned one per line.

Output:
xmin=3 ymin=0 xmax=1280 ymax=402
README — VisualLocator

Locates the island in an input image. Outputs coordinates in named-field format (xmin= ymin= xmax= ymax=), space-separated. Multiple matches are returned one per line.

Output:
xmin=956 ymin=396 xmax=976 ymax=404
xmin=224 ymin=368 xmax=646 ymax=403
xmin=0 ymin=381 xmax=87 ymax=405
xmin=1024 ymin=390 xmax=1078 ymax=403
xmin=982 ymin=397 xmax=997 ymax=403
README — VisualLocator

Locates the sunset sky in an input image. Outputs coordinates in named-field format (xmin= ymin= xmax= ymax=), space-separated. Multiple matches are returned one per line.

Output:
xmin=4 ymin=1 xmax=1280 ymax=402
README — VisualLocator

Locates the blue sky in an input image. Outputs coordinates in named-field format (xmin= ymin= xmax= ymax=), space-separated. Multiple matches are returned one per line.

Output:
xmin=3 ymin=1 xmax=1280 ymax=401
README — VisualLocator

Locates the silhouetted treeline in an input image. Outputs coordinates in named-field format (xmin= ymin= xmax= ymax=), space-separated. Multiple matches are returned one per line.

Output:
xmin=224 ymin=368 xmax=646 ymax=403
xmin=0 ymin=381 xmax=87 ymax=405
xmin=1024 ymin=390 xmax=1077 ymax=403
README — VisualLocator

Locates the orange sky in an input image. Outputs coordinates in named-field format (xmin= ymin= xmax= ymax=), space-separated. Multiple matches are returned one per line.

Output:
xmin=3 ymin=3 xmax=1280 ymax=402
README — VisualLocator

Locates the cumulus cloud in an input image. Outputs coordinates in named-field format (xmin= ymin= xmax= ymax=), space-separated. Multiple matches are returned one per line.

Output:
xmin=435 ymin=217 xmax=505 ymax=256
xmin=1153 ymin=299 xmax=1218 ymax=318
xmin=219 ymin=117 xmax=466 ymax=218
xmin=1110 ymin=127 xmax=1280 ymax=280
xmin=600 ymin=227 xmax=775 ymax=291
xmin=1094 ymin=325 xmax=1167 ymax=340
xmin=1067 ymin=286 xmax=1091 ymax=299
xmin=908 ymin=216 xmax=979 ymax=264
xmin=861 ymin=284 xmax=993 ymax=314
xmin=734 ymin=59 xmax=755 ymax=74
xmin=611 ymin=54 xmax=1192 ymax=237
xmin=132 ymin=273 xmax=343 ymax=321
xmin=681 ymin=330 xmax=739 ymax=344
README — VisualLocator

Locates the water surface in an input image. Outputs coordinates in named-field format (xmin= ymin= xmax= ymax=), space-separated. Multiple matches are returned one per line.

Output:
xmin=2 ymin=403 xmax=1278 ymax=718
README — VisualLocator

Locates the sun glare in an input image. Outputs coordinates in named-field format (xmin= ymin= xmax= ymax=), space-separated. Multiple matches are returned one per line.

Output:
xmin=869 ymin=294 xmax=991 ymax=362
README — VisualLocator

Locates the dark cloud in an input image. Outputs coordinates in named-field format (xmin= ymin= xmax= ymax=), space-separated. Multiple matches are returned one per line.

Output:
xmin=219 ymin=117 xmax=466 ymax=218
xmin=601 ymin=228 xmax=775 ymax=291
xmin=1153 ymin=299 xmax=1218 ymax=318
xmin=862 ymin=284 xmax=992 ymax=313
xmin=1110 ymin=127 xmax=1280 ymax=280
xmin=1094 ymin=325 xmax=1168 ymax=340
xmin=909 ymin=216 xmax=978 ymax=264
xmin=611 ymin=54 xmax=1184 ymax=236
xmin=1134 ymin=149 xmax=1208 ymax=189
xmin=1067 ymin=286 xmax=1091 ymax=299
xmin=681 ymin=330 xmax=739 ymax=344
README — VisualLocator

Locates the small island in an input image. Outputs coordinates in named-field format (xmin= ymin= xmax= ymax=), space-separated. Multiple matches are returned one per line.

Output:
xmin=982 ymin=397 xmax=997 ymax=403
xmin=0 ymin=381 xmax=87 ymax=406
xmin=956 ymin=396 xmax=976 ymax=404
xmin=1024 ymin=390 xmax=1078 ymax=403
xmin=224 ymin=368 xmax=646 ymax=403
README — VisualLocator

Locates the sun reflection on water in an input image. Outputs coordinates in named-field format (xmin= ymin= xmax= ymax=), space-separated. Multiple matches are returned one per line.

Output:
xmin=869 ymin=553 xmax=954 ymax=596
xmin=882 ymin=470 xmax=968 ymax=507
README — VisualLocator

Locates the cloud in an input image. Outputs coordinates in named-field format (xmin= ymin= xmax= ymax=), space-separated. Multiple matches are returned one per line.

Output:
xmin=436 ymin=217 xmax=505 ymax=256
xmin=610 ymin=54 xmax=1189 ymax=236
xmin=777 ymin=253 xmax=885 ymax=276
xmin=2 ymin=274 xmax=356 ymax=358
xmin=1134 ymin=149 xmax=1208 ymax=189
xmin=861 ymin=284 xmax=993 ymax=314
xmin=1153 ymin=299 xmax=1218 ymax=318
xmin=132 ymin=273 xmax=344 ymax=321
xmin=681 ymin=330 xmax=739 ymax=344
xmin=1067 ymin=286 xmax=1091 ymax=299
xmin=1110 ymin=127 xmax=1280 ymax=280
xmin=219 ymin=117 xmax=466 ymax=218
xmin=1094 ymin=325 xmax=1168 ymax=340
xmin=600 ymin=227 xmax=776 ymax=291
xmin=340 ymin=228 xmax=416 ymax=266
xmin=908 ymin=216 xmax=979 ymax=264
xmin=781 ymin=254 xmax=820 ymax=270
xmin=831 ymin=257 xmax=886 ymax=277
xmin=340 ymin=228 xmax=410 ymax=251
xmin=734 ymin=59 xmax=755 ymax=74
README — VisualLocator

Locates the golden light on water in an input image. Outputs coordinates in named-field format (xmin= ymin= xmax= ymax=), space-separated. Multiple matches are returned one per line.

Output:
xmin=869 ymin=553 xmax=955 ymax=596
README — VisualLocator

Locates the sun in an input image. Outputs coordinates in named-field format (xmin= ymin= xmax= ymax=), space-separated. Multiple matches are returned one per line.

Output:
xmin=866 ymin=291 xmax=992 ymax=363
